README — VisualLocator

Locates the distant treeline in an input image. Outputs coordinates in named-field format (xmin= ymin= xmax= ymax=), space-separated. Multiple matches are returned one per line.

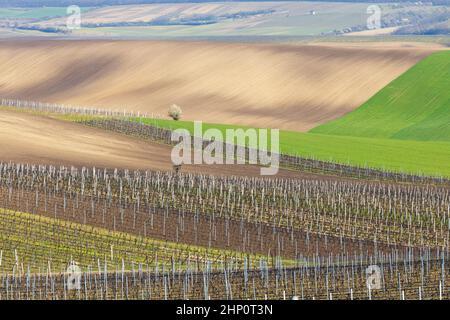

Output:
xmin=394 ymin=21 xmax=450 ymax=35
xmin=393 ymin=10 xmax=450 ymax=35
xmin=16 ymin=25 xmax=67 ymax=33
xmin=1 ymin=0 xmax=449 ymax=8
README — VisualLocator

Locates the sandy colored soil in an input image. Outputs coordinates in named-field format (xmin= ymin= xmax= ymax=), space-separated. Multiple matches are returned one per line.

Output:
xmin=0 ymin=40 xmax=436 ymax=132
xmin=310 ymin=41 xmax=448 ymax=50
xmin=0 ymin=110 xmax=172 ymax=171
xmin=0 ymin=109 xmax=328 ymax=180
xmin=344 ymin=27 xmax=400 ymax=36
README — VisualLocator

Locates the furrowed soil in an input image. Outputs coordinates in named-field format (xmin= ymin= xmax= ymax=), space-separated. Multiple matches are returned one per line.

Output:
xmin=0 ymin=40 xmax=436 ymax=131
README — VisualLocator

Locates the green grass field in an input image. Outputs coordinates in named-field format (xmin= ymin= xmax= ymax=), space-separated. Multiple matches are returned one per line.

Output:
xmin=311 ymin=51 xmax=450 ymax=141
xmin=133 ymin=117 xmax=450 ymax=177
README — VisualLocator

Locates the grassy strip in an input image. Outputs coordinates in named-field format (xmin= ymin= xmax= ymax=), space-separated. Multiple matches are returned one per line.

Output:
xmin=129 ymin=117 xmax=450 ymax=178
xmin=2 ymin=105 xmax=450 ymax=177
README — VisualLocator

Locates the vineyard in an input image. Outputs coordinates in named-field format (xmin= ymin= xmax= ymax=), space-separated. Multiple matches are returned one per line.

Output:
xmin=0 ymin=160 xmax=448 ymax=300
xmin=0 ymin=100 xmax=449 ymax=300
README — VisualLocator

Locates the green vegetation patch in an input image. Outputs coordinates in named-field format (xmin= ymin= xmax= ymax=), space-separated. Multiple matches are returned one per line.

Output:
xmin=311 ymin=51 xmax=450 ymax=142
xmin=132 ymin=117 xmax=450 ymax=178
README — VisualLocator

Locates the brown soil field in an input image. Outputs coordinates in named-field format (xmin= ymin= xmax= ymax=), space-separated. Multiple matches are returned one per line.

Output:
xmin=0 ymin=109 xmax=174 ymax=170
xmin=0 ymin=40 xmax=436 ymax=131
xmin=0 ymin=109 xmax=329 ymax=179
xmin=343 ymin=26 xmax=399 ymax=36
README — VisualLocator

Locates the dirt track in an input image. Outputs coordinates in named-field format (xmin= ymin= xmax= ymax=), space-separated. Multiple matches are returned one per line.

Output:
xmin=0 ymin=40 xmax=435 ymax=131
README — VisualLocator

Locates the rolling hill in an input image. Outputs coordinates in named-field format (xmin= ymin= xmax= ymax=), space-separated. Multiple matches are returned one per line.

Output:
xmin=0 ymin=40 xmax=434 ymax=131
xmin=0 ymin=109 xmax=314 ymax=179
xmin=311 ymin=51 xmax=450 ymax=141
